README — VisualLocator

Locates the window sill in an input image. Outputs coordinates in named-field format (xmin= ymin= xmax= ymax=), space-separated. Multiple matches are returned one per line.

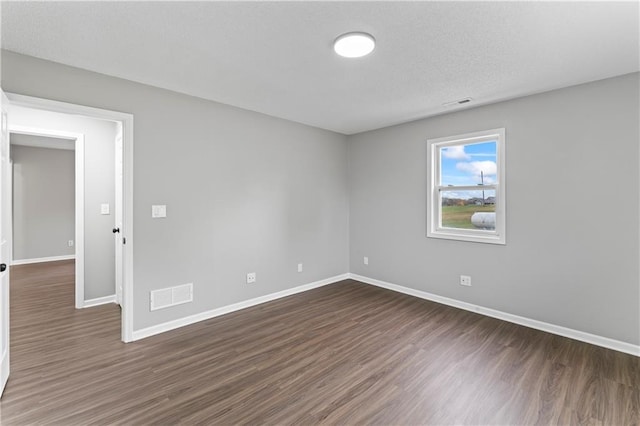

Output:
xmin=427 ymin=229 xmax=506 ymax=245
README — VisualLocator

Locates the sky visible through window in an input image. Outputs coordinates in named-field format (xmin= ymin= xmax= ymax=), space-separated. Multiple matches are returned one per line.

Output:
xmin=440 ymin=141 xmax=497 ymax=200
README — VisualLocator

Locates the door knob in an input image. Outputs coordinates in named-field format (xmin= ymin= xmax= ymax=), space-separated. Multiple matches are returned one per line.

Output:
xmin=0 ymin=264 xmax=6 ymax=272
xmin=112 ymin=228 xmax=120 ymax=233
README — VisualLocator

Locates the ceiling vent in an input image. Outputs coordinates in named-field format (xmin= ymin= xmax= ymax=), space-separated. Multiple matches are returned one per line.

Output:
xmin=443 ymin=98 xmax=473 ymax=107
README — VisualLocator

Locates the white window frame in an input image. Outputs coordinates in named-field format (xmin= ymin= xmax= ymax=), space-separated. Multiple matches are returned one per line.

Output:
xmin=427 ymin=128 xmax=506 ymax=245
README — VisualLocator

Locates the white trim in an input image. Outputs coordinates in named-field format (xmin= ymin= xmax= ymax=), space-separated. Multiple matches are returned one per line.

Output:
xmin=8 ymin=125 xmax=85 ymax=309
xmin=76 ymin=137 xmax=85 ymax=309
xmin=427 ymin=128 xmax=506 ymax=245
xmin=132 ymin=273 xmax=349 ymax=341
xmin=7 ymin=93 xmax=135 ymax=343
xmin=114 ymin=123 xmax=123 ymax=306
xmin=83 ymin=294 xmax=116 ymax=308
xmin=349 ymin=273 xmax=640 ymax=357
xmin=11 ymin=255 xmax=75 ymax=265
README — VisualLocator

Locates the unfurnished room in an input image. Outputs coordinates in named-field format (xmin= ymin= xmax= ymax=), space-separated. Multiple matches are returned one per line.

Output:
xmin=0 ymin=1 xmax=638 ymax=425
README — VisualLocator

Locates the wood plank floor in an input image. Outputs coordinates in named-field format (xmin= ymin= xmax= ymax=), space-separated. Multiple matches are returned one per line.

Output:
xmin=0 ymin=260 xmax=638 ymax=425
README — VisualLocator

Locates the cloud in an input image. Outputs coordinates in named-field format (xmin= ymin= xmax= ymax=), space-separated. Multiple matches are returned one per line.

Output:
xmin=456 ymin=161 xmax=497 ymax=183
xmin=442 ymin=145 xmax=470 ymax=160
xmin=469 ymin=153 xmax=496 ymax=158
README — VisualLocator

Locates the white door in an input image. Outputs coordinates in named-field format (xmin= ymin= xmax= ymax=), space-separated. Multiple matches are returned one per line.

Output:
xmin=0 ymin=89 xmax=11 ymax=398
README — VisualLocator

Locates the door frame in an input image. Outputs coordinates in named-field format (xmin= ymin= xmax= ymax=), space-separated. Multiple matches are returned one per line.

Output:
xmin=9 ymin=125 xmax=85 ymax=309
xmin=7 ymin=93 xmax=135 ymax=343
xmin=114 ymin=123 xmax=123 ymax=306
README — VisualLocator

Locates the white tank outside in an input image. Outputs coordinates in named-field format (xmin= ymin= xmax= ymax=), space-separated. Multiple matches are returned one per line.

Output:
xmin=471 ymin=212 xmax=496 ymax=230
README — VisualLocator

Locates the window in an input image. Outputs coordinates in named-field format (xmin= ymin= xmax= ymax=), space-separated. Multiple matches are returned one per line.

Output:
xmin=427 ymin=128 xmax=505 ymax=244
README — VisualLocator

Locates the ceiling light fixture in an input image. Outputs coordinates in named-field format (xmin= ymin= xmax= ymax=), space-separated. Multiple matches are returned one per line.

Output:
xmin=333 ymin=32 xmax=376 ymax=58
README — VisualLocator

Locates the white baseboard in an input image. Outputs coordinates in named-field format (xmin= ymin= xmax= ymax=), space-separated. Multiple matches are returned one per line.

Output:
xmin=132 ymin=273 xmax=350 ymax=341
xmin=12 ymin=255 xmax=75 ymax=265
xmin=349 ymin=273 xmax=640 ymax=357
xmin=130 ymin=270 xmax=639 ymax=357
xmin=83 ymin=294 xmax=116 ymax=308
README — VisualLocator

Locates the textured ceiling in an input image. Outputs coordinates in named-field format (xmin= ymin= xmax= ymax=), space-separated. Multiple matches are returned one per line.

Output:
xmin=2 ymin=1 xmax=639 ymax=135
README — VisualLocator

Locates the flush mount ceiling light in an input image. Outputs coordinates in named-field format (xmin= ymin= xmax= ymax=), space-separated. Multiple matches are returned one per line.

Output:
xmin=333 ymin=32 xmax=376 ymax=58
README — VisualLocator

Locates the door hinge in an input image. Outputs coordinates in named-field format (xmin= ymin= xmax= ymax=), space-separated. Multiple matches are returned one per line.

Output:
xmin=122 ymin=237 xmax=126 ymax=245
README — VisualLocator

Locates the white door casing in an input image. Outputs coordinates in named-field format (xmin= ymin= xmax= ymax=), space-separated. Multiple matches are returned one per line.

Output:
xmin=6 ymin=93 xmax=134 ymax=343
xmin=114 ymin=123 xmax=123 ymax=305
xmin=8 ymin=125 xmax=85 ymax=308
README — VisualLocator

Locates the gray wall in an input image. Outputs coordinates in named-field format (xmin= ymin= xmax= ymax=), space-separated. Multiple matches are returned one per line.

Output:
xmin=9 ymin=106 xmax=118 ymax=301
xmin=4 ymin=50 xmax=635 ymax=346
xmin=348 ymin=72 xmax=640 ymax=345
xmin=1 ymin=51 xmax=349 ymax=330
xmin=11 ymin=142 xmax=75 ymax=260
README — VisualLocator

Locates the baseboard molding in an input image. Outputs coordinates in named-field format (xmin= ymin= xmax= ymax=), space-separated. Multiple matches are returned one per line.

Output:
xmin=350 ymin=273 xmax=640 ymax=357
xmin=12 ymin=255 xmax=75 ymax=265
xmin=132 ymin=273 xmax=350 ymax=341
xmin=129 ymin=270 xmax=639 ymax=356
xmin=83 ymin=294 xmax=116 ymax=308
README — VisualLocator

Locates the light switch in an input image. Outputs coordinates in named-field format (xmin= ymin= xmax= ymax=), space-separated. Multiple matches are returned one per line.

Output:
xmin=101 ymin=203 xmax=110 ymax=215
xmin=152 ymin=205 xmax=167 ymax=218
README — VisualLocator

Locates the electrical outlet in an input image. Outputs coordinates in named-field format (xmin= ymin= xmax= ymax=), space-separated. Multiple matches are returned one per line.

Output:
xmin=246 ymin=272 xmax=256 ymax=284
xmin=68 ymin=240 xmax=74 ymax=247
xmin=297 ymin=263 xmax=303 ymax=273
xmin=363 ymin=256 xmax=369 ymax=265
xmin=460 ymin=275 xmax=471 ymax=287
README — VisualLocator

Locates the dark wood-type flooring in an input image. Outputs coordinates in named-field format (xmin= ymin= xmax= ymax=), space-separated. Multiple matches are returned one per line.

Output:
xmin=0 ymin=260 xmax=638 ymax=425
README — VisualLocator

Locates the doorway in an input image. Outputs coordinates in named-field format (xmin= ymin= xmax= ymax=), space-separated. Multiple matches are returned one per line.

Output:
xmin=9 ymin=127 xmax=85 ymax=308
xmin=6 ymin=94 xmax=133 ymax=343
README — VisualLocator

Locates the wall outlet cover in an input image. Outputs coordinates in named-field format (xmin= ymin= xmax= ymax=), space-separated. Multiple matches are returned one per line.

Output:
xmin=247 ymin=272 xmax=256 ymax=284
